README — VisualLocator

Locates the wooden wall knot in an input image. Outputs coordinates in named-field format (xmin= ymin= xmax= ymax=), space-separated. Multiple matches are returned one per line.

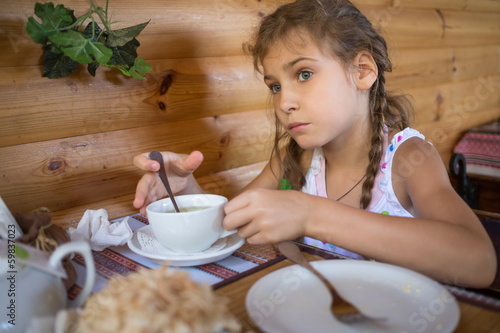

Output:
xmin=451 ymin=55 xmax=457 ymax=73
xmin=156 ymin=71 xmax=176 ymax=111
xmin=160 ymin=71 xmax=175 ymax=95
xmin=44 ymin=157 xmax=68 ymax=176
xmin=434 ymin=92 xmax=444 ymax=121
xmin=219 ymin=133 xmax=230 ymax=147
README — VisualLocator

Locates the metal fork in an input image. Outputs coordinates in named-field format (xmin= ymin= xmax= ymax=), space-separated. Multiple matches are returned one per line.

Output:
xmin=277 ymin=241 xmax=384 ymax=324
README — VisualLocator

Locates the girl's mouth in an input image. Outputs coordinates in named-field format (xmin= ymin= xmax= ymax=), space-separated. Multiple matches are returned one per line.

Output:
xmin=288 ymin=122 xmax=309 ymax=132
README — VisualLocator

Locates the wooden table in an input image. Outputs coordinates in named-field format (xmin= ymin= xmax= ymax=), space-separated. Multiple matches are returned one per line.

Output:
xmin=215 ymin=252 xmax=500 ymax=333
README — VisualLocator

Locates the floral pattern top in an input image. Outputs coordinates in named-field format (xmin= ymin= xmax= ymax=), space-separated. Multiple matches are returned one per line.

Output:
xmin=300 ymin=127 xmax=427 ymax=258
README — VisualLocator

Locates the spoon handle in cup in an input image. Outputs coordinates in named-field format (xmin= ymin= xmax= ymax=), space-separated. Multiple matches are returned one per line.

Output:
xmin=149 ymin=151 xmax=180 ymax=213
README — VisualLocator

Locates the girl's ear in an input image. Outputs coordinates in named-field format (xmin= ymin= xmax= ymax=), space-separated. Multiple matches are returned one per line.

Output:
xmin=353 ymin=51 xmax=378 ymax=91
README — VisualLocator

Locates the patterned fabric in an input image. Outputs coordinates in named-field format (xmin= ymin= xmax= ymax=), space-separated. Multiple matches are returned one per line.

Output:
xmin=454 ymin=120 xmax=500 ymax=178
xmin=300 ymin=127 xmax=427 ymax=256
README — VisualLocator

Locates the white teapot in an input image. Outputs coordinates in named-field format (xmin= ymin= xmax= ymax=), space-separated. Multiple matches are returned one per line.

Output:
xmin=0 ymin=240 xmax=95 ymax=333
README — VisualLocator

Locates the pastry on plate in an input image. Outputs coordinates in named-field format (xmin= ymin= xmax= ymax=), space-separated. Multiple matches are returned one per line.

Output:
xmin=76 ymin=265 xmax=241 ymax=333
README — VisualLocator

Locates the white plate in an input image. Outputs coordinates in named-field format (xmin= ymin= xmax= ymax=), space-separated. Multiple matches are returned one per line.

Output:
xmin=246 ymin=260 xmax=459 ymax=333
xmin=127 ymin=225 xmax=245 ymax=266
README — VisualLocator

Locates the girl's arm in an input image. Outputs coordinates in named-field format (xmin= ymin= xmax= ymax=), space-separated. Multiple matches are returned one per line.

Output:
xmin=304 ymin=138 xmax=496 ymax=288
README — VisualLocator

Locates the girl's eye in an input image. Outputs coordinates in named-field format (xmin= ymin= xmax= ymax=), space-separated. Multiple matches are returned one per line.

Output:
xmin=298 ymin=70 xmax=312 ymax=81
xmin=270 ymin=84 xmax=281 ymax=94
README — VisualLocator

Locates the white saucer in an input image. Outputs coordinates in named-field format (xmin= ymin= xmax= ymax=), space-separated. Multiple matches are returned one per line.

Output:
xmin=127 ymin=225 xmax=245 ymax=266
xmin=246 ymin=260 xmax=459 ymax=333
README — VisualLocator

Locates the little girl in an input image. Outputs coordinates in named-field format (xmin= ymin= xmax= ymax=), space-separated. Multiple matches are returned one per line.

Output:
xmin=133 ymin=0 xmax=496 ymax=288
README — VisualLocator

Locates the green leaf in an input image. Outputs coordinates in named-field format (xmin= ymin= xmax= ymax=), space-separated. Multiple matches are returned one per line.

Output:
xmin=26 ymin=2 xmax=75 ymax=44
xmin=133 ymin=58 xmax=152 ymax=75
xmin=87 ymin=63 xmax=100 ymax=77
xmin=49 ymin=30 xmax=112 ymax=64
xmin=105 ymin=21 xmax=149 ymax=47
xmin=109 ymin=58 xmax=152 ymax=80
xmin=109 ymin=38 xmax=140 ymax=68
xmin=42 ymin=44 xmax=79 ymax=78
xmin=127 ymin=58 xmax=153 ymax=79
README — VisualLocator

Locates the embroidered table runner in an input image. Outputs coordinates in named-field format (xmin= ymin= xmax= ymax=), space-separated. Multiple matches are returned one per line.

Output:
xmin=68 ymin=214 xmax=500 ymax=313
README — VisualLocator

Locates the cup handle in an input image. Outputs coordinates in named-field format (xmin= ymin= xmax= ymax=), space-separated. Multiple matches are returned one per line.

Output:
xmin=48 ymin=241 xmax=95 ymax=308
xmin=220 ymin=228 xmax=237 ymax=239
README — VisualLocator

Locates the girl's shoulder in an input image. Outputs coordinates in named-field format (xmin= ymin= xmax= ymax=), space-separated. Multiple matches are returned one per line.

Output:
xmin=385 ymin=127 xmax=445 ymax=213
xmin=388 ymin=127 xmax=443 ymax=182
xmin=387 ymin=127 xmax=435 ymax=164
xmin=385 ymin=127 xmax=433 ymax=163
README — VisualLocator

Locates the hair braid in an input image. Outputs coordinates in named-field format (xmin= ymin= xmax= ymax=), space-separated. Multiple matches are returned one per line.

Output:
xmin=360 ymin=75 xmax=388 ymax=208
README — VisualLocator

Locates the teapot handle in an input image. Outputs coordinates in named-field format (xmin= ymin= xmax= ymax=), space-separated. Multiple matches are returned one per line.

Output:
xmin=48 ymin=241 xmax=95 ymax=308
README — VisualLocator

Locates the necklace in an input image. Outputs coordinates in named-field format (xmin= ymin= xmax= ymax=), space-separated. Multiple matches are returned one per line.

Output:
xmin=335 ymin=174 xmax=366 ymax=202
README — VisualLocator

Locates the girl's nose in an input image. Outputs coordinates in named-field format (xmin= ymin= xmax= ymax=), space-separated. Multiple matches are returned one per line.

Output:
xmin=278 ymin=89 xmax=299 ymax=114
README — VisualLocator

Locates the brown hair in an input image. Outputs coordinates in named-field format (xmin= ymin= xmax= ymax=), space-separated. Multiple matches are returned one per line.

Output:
xmin=246 ymin=0 xmax=411 ymax=208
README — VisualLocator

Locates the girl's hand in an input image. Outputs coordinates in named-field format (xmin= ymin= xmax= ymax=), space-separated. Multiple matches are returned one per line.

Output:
xmin=132 ymin=150 xmax=204 ymax=215
xmin=223 ymin=188 xmax=312 ymax=244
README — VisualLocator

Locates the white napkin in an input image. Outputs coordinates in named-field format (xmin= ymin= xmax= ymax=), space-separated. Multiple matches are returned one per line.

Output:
xmin=68 ymin=209 xmax=133 ymax=251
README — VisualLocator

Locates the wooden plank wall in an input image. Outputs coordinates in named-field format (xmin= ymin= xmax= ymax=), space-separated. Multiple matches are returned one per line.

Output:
xmin=0 ymin=0 xmax=499 ymax=225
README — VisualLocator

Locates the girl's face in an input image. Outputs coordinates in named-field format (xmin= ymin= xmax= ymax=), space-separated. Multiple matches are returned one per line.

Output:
xmin=262 ymin=34 xmax=370 ymax=151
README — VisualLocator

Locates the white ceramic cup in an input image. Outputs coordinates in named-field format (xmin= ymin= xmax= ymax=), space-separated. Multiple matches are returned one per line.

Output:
xmin=146 ymin=194 xmax=236 ymax=253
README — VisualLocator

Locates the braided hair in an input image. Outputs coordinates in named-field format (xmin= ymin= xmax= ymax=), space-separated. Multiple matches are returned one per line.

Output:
xmin=247 ymin=0 xmax=411 ymax=208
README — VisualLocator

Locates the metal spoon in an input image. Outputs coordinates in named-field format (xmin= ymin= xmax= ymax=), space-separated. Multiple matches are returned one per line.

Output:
xmin=277 ymin=241 xmax=383 ymax=323
xmin=148 ymin=151 xmax=180 ymax=212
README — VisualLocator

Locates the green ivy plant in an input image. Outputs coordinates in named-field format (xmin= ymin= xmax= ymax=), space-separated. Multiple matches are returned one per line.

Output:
xmin=26 ymin=0 xmax=152 ymax=79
